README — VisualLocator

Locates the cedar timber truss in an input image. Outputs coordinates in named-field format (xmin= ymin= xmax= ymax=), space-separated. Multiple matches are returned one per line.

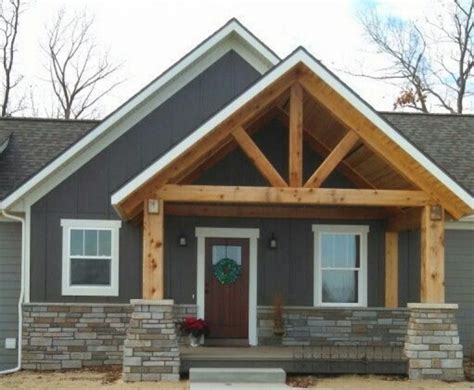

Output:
xmin=111 ymin=49 xmax=473 ymax=307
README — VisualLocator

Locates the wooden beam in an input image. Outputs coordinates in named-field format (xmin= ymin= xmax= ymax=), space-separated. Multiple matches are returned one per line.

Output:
xmin=420 ymin=205 xmax=445 ymax=303
xmin=385 ymin=231 xmax=399 ymax=308
xmin=165 ymin=203 xmax=388 ymax=220
xmin=386 ymin=207 xmax=422 ymax=232
xmin=289 ymin=83 xmax=303 ymax=187
xmin=298 ymin=70 xmax=470 ymax=219
xmin=142 ymin=199 xmax=164 ymax=300
xmin=232 ymin=127 xmax=287 ymax=187
xmin=118 ymin=69 xmax=298 ymax=219
xmin=305 ymin=131 xmax=360 ymax=188
xmin=157 ymin=185 xmax=433 ymax=207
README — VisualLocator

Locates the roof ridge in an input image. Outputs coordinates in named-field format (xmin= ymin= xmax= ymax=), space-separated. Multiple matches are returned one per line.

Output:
xmin=380 ymin=111 xmax=474 ymax=118
xmin=0 ymin=116 xmax=101 ymax=123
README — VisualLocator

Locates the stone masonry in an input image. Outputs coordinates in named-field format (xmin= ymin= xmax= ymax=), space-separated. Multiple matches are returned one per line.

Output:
xmin=22 ymin=303 xmax=131 ymax=370
xmin=404 ymin=303 xmax=464 ymax=381
xmin=258 ymin=306 xmax=409 ymax=347
xmin=122 ymin=299 xmax=180 ymax=382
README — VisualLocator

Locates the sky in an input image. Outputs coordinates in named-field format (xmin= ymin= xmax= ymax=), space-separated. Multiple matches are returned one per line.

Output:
xmin=14 ymin=0 xmax=437 ymax=118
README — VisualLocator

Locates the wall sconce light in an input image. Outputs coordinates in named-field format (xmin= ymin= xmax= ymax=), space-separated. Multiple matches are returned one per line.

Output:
xmin=178 ymin=234 xmax=187 ymax=247
xmin=269 ymin=233 xmax=277 ymax=249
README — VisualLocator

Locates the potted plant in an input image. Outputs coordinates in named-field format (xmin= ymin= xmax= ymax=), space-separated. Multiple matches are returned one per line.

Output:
xmin=181 ymin=317 xmax=209 ymax=347
xmin=273 ymin=293 xmax=286 ymax=336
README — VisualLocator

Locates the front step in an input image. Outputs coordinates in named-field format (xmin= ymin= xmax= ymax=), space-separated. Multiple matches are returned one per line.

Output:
xmin=190 ymin=367 xmax=286 ymax=384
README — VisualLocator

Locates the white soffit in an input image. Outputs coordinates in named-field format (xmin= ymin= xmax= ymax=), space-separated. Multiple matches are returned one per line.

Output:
xmin=0 ymin=19 xmax=279 ymax=211
xmin=111 ymin=48 xmax=474 ymax=212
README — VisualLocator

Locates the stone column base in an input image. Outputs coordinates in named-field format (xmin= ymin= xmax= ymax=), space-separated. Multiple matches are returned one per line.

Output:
xmin=404 ymin=303 xmax=464 ymax=381
xmin=123 ymin=299 xmax=180 ymax=382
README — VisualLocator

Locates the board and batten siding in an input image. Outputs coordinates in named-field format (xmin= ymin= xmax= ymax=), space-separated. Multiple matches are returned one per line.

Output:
xmin=165 ymin=216 xmax=386 ymax=307
xmin=399 ymin=228 xmax=474 ymax=355
xmin=30 ymin=50 xmax=261 ymax=303
xmin=0 ymin=222 xmax=21 ymax=370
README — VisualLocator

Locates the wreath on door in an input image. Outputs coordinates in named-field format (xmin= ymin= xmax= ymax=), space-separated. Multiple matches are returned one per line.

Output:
xmin=213 ymin=257 xmax=241 ymax=285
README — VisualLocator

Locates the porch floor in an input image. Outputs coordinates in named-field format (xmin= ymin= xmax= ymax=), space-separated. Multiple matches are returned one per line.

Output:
xmin=180 ymin=345 xmax=408 ymax=375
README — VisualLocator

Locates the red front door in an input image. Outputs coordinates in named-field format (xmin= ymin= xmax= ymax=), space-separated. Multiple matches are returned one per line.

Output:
xmin=204 ymin=237 xmax=249 ymax=339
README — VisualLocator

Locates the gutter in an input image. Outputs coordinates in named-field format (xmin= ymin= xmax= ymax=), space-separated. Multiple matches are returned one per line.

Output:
xmin=0 ymin=209 xmax=25 ymax=375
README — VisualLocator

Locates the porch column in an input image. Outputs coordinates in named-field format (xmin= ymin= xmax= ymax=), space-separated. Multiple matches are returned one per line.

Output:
xmin=384 ymin=231 xmax=398 ymax=307
xmin=420 ymin=205 xmax=445 ymax=303
xmin=142 ymin=199 xmax=164 ymax=299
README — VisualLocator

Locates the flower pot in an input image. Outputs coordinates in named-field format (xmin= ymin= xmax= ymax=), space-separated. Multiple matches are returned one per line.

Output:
xmin=273 ymin=327 xmax=286 ymax=336
xmin=189 ymin=334 xmax=204 ymax=347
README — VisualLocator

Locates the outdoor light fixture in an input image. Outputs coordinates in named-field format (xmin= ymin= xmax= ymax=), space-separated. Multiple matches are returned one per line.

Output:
xmin=269 ymin=233 xmax=277 ymax=249
xmin=178 ymin=234 xmax=187 ymax=247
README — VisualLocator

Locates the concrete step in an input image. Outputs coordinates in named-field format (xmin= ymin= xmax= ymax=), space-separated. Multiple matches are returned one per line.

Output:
xmin=189 ymin=367 xmax=286 ymax=384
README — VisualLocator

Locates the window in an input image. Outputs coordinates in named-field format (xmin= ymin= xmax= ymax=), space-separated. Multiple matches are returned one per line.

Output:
xmin=61 ymin=219 xmax=121 ymax=296
xmin=312 ymin=225 xmax=369 ymax=306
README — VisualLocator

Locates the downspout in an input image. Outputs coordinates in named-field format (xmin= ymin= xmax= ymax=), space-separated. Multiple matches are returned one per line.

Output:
xmin=0 ymin=209 xmax=25 ymax=375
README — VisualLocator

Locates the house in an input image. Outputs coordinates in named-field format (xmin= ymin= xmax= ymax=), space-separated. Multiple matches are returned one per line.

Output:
xmin=0 ymin=19 xmax=473 ymax=382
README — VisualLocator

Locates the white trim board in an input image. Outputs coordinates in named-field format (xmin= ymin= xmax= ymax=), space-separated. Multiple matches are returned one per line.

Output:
xmin=195 ymin=227 xmax=260 ymax=346
xmin=0 ymin=19 xmax=278 ymax=212
xmin=111 ymin=48 xmax=474 ymax=214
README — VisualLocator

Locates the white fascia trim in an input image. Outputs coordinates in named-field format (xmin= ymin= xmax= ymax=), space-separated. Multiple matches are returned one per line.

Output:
xmin=0 ymin=20 xmax=278 ymax=212
xmin=195 ymin=226 xmax=260 ymax=346
xmin=112 ymin=48 xmax=473 ymax=211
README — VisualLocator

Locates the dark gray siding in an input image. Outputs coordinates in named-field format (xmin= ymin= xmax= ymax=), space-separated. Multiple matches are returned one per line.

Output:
xmin=445 ymin=229 xmax=474 ymax=355
xmin=0 ymin=222 xmax=21 ymax=370
xmin=399 ymin=228 xmax=474 ymax=355
xmin=165 ymin=216 xmax=386 ymax=307
xmin=30 ymin=51 xmax=261 ymax=303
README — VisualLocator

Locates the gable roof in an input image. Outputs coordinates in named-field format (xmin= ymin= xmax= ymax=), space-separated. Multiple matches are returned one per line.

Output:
xmin=0 ymin=19 xmax=279 ymax=211
xmin=110 ymin=47 xmax=474 ymax=218
xmin=0 ymin=118 xmax=97 ymax=200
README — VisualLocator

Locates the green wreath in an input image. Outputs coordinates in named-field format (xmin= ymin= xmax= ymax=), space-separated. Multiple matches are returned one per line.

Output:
xmin=213 ymin=257 xmax=241 ymax=285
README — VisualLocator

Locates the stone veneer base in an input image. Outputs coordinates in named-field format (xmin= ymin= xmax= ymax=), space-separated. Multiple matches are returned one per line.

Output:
xmin=404 ymin=303 xmax=464 ymax=381
xmin=122 ymin=300 xmax=180 ymax=382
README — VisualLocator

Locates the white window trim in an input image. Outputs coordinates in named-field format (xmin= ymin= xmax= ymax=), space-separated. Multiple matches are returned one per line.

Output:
xmin=61 ymin=219 xmax=121 ymax=297
xmin=312 ymin=224 xmax=369 ymax=307
xmin=195 ymin=227 xmax=260 ymax=346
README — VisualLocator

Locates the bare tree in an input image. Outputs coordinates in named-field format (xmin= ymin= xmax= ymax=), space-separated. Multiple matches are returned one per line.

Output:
xmin=43 ymin=9 xmax=122 ymax=119
xmin=0 ymin=0 xmax=24 ymax=116
xmin=354 ymin=0 xmax=473 ymax=113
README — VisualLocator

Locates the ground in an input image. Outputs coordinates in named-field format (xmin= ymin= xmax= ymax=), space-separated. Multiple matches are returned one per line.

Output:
xmin=0 ymin=369 xmax=473 ymax=389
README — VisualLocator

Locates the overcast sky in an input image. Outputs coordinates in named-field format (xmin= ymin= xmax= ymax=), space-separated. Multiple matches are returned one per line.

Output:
xmin=16 ymin=0 xmax=436 ymax=117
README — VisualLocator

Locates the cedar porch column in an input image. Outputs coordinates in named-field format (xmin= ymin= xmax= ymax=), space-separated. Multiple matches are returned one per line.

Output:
xmin=420 ymin=205 xmax=445 ymax=303
xmin=142 ymin=199 xmax=164 ymax=299
xmin=384 ymin=231 xmax=398 ymax=308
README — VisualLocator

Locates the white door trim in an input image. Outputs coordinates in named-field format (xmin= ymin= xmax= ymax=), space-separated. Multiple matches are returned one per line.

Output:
xmin=195 ymin=227 xmax=260 ymax=346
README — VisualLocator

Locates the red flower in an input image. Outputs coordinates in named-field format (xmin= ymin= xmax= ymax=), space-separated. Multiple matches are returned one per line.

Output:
xmin=181 ymin=316 xmax=210 ymax=337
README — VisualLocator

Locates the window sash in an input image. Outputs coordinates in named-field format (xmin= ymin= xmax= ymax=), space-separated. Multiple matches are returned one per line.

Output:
xmin=312 ymin=225 xmax=368 ymax=307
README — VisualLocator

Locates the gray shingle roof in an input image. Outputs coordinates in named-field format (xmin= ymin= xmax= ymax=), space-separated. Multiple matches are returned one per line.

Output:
xmin=0 ymin=118 xmax=98 ymax=200
xmin=382 ymin=112 xmax=474 ymax=195
xmin=0 ymin=112 xmax=472 ymax=202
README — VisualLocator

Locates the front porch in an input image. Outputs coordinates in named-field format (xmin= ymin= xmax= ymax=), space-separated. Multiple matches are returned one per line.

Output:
xmin=108 ymin=56 xmax=472 ymax=382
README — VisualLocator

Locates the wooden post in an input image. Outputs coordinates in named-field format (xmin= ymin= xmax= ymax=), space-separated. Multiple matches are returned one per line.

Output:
xmin=385 ymin=231 xmax=399 ymax=308
xmin=420 ymin=205 xmax=445 ymax=303
xmin=289 ymin=83 xmax=303 ymax=187
xmin=142 ymin=198 xmax=164 ymax=299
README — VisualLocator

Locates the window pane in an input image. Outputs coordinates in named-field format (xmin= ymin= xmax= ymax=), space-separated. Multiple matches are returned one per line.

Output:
xmin=70 ymin=230 xmax=84 ymax=256
xmin=98 ymin=230 xmax=112 ymax=256
xmin=84 ymin=230 xmax=98 ymax=256
xmin=321 ymin=234 xmax=359 ymax=268
xmin=322 ymin=270 xmax=358 ymax=303
xmin=321 ymin=234 xmax=335 ymax=267
xmin=211 ymin=245 xmax=242 ymax=265
xmin=70 ymin=259 xmax=111 ymax=285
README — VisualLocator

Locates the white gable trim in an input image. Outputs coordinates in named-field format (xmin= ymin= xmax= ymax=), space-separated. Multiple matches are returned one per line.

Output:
xmin=0 ymin=20 xmax=278 ymax=212
xmin=111 ymin=48 xmax=474 ymax=213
